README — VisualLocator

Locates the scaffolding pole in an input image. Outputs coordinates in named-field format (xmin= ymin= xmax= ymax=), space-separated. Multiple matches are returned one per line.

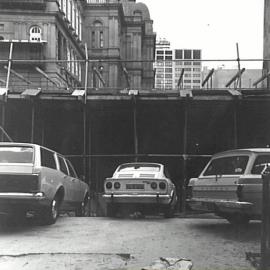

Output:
xmin=5 ymin=42 xmax=13 ymax=90
xmin=83 ymin=43 xmax=89 ymax=184
xmin=132 ymin=95 xmax=138 ymax=162
xmin=181 ymin=99 xmax=189 ymax=214
xmin=202 ymin=68 xmax=215 ymax=89
xmin=31 ymin=101 xmax=35 ymax=143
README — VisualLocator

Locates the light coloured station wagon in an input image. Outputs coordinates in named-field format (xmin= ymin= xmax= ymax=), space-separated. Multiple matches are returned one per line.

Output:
xmin=0 ymin=143 xmax=89 ymax=224
xmin=103 ymin=162 xmax=178 ymax=217
xmin=187 ymin=148 xmax=270 ymax=225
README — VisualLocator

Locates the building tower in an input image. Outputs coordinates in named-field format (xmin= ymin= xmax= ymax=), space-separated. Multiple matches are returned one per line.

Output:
xmin=83 ymin=0 xmax=156 ymax=90
xmin=154 ymin=38 xmax=202 ymax=90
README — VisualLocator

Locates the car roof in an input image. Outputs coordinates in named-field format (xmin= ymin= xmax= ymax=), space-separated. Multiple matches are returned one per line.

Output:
xmin=117 ymin=162 xmax=163 ymax=170
xmin=0 ymin=142 xmax=36 ymax=147
xmin=212 ymin=148 xmax=270 ymax=158
xmin=0 ymin=142 xmax=62 ymax=156
xmin=118 ymin=162 xmax=162 ymax=167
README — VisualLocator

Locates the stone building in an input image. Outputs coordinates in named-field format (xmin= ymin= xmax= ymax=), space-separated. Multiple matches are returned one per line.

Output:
xmin=0 ymin=0 xmax=156 ymax=92
xmin=84 ymin=0 xmax=156 ymax=90
xmin=0 ymin=0 xmax=85 ymax=91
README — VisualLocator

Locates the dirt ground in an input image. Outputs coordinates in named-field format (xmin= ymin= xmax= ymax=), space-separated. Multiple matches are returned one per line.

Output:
xmin=0 ymin=215 xmax=261 ymax=270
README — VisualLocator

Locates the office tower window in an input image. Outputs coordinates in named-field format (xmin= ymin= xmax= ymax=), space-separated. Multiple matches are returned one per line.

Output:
xmin=175 ymin=50 xmax=183 ymax=59
xmin=193 ymin=50 xmax=201 ymax=59
xmin=184 ymin=50 xmax=191 ymax=59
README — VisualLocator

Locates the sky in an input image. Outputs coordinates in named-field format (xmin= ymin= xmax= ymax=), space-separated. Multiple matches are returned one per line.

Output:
xmin=139 ymin=0 xmax=264 ymax=69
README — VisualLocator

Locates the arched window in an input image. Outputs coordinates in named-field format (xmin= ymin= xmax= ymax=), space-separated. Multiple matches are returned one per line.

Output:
xmin=133 ymin=10 xmax=142 ymax=16
xmin=30 ymin=26 xmax=42 ymax=42
xmin=93 ymin=20 xmax=102 ymax=27
xmin=91 ymin=20 xmax=104 ymax=48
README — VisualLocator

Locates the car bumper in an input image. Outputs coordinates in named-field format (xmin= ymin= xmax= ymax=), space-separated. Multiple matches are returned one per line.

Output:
xmin=0 ymin=192 xmax=47 ymax=214
xmin=187 ymin=198 xmax=253 ymax=212
xmin=103 ymin=193 xmax=172 ymax=205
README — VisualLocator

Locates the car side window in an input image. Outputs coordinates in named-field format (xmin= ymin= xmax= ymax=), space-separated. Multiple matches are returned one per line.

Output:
xmin=66 ymin=159 xmax=78 ymax=178
xmin=203 ymin=156 xmax=249 ymax=176
xmin=58 ymin=156 xmax=68 ymax=175
xmin=251 ymin=155 xmax=270 ymax=174
xmin=40 ymin=148 xmax=57 ymax=169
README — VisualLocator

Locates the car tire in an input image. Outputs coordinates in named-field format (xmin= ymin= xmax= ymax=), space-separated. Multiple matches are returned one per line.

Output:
xmin=75 ymin=195 xmax=89 ymax=217
xmin=107 ymin=204 xmax=116 ymax=217
xmin=43 ymin=196 xmax=60 ymax=225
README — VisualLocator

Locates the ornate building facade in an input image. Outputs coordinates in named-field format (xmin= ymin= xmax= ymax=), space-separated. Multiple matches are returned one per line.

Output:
xmin=0 ymin=0 xmax=156 ymax=92
xmin=0 ymin=0 xmax=85 ymax=92
xmin=84 ymin=0 xmax=156 ymax=90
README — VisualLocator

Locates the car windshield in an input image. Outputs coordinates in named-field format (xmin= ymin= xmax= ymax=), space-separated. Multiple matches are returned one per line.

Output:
xmin=0 ymin=146 xmax=34 ymax=163
xmin=251 ymin=155 xmax=270 ymax=174
xmin=203 ymin=155 xmax=249 ymax=176
xmin=118 ymin=164 xmax=160 ymax=172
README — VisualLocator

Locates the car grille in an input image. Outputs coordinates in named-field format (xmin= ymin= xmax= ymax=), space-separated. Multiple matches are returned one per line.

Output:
xmin=126 ymin=184 xmax=145 ymax=190
xmin=0 ymin=174 xmax=39 ymax=192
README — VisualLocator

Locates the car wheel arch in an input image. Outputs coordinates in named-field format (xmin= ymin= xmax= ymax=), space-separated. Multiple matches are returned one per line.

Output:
xmin=55 ymin=186 xmax=65 ymax=204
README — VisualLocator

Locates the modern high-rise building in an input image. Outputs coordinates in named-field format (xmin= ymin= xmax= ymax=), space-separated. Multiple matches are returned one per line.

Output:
xmin=154 ymin=38 xmax=202 ymax=90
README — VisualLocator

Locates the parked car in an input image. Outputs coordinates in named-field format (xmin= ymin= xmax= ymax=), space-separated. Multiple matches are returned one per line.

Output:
xmin=0 ymin=143 xmax=89 ymax=224
xmin=187 ymin=148 xmax=270 ymax=225
xmin=103 ymin=162 xmax=178 ymax=217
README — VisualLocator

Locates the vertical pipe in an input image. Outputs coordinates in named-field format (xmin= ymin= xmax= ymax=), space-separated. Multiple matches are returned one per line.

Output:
xmin=84 ymin=43 xmax=89 ymax=104
xmin=181 ymin=99 xmax=188 ymax=214
xmin=88 ymin=111 xmax=93 ymax=216
xmin=31 ymin=101 xmax=35 ymax=143
xmin=233 ymin=101 xmax=238 ymax=148
xmin=133 ymin=96 xmax=138 ymax=162
xmin=41 ymin=122 xmax=45 ymax=146
xmin=1 ymin=102 xmax=5 ymax=142
xmin=83 ymin=103 xmax=87 ymax=180
xmin=83 ymin=43 xmax=89 ymax=205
